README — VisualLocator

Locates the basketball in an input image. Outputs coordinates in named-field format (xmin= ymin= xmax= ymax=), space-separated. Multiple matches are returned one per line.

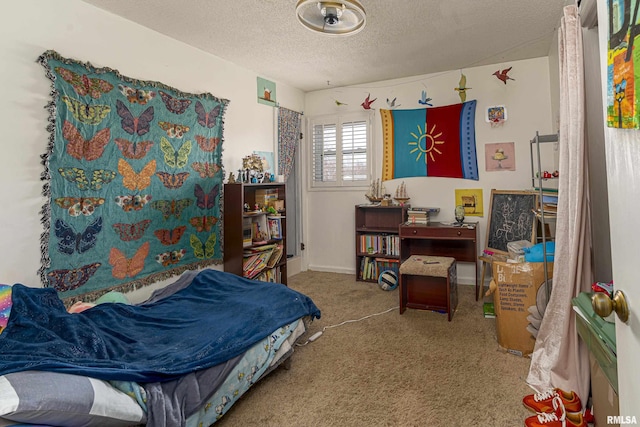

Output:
xmin=378 ymin=270 xmax=398 ymax=291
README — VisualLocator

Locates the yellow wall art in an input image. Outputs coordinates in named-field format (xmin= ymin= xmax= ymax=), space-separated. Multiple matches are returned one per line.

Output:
xmin=455 ymin=188 xmax=483 ymax=216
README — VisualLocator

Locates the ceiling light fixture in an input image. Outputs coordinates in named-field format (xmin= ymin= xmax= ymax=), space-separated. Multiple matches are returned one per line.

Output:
xmin=296 ymin=0 xmax=366 ymax=36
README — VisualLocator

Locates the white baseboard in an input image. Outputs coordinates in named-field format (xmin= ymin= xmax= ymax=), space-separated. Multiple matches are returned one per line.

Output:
xmin=306 ymin=264 xmax=355 ymax=275
xmin=304 ymin=264 xmax=481 ymax=287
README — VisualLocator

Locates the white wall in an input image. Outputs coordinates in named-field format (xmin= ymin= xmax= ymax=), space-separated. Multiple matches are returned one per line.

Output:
xmin=302 ymin=57 xmax=555 ymax=284
xmin=0 ymin=0 xmax=303 ymax=302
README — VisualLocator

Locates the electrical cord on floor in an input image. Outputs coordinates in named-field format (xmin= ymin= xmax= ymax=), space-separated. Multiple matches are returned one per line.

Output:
xmin=296 ymin=306 xmax=399 ymax=346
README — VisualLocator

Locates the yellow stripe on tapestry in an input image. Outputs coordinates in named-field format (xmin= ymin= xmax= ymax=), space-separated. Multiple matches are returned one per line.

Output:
xmin=380 ymin=109 xmax=394 ymax=180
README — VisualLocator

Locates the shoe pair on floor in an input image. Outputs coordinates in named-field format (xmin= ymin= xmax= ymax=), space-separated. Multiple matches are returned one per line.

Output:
xmin=523 ymin=388 xmax=586 ymax=427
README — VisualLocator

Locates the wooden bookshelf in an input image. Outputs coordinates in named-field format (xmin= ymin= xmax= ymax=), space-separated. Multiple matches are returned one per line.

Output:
xmin=223 ymin=183 xmax=287 ymax=285
xmin=355 ymin=204 xmax=407 ymax=282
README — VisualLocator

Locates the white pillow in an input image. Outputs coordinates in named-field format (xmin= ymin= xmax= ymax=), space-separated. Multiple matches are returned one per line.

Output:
xmin=0 ymin=371 xmax=146 ymax=427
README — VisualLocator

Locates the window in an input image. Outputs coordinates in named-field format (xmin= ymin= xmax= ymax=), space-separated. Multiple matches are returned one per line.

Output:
xmin=310 ymin=112 xmax=371 ymax=188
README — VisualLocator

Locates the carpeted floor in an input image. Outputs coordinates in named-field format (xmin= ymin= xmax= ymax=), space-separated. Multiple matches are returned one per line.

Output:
xmin=217 ymin=271 xmax=536 ymax=427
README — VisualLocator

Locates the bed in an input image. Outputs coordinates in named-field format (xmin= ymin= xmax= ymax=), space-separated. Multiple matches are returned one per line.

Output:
xmin=0 ymin=269 xmax=321 ymax=427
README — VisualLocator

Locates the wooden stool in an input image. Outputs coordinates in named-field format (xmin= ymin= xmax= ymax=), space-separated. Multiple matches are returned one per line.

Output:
xmin=399 ymin=255 xmax=457 ymax=321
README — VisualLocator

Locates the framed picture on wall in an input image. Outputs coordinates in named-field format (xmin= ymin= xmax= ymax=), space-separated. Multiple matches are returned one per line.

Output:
xmin=485 ymin=105 xmax=507 ymax=124
xmin=485 ymin=142 xmax=515 ymax=172
xmin=455 ymin=188 xmax=483 ymax=216
xmin=257 ymin=77 xmax=276 ymax=106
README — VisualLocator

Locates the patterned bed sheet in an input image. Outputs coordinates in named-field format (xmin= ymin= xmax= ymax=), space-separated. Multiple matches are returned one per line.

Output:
xmin=186 ymin=318 xmax=305 ymax=426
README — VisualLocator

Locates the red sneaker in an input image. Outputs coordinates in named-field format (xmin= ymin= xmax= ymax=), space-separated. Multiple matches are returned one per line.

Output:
xmin=525 ymin=411 xmax=586 ymax=427
xmin=523 ymin=388 xmax=582 ymax=413
xmin=524 ymin=396 xmax=587 ymax=427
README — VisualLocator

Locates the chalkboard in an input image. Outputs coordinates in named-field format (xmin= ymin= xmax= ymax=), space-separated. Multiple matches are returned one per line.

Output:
xmin=485 ymin=190 xmax=538 ymax=254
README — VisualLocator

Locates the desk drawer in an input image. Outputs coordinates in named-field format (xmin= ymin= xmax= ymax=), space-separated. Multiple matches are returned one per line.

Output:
xmin=400 ymin=225 xmax=475 ymax=240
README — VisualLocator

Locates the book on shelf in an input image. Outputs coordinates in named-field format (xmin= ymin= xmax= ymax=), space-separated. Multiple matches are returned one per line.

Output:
xmin=359 ymin=256 xmax=400 ymax=281
xmin=407 ymin=211 xmax=428 ymax=217
xmin=243 ymin=252 xmax=272 ymax=279
xmin=242 ymin=217 xmax=253 ymax=247
xmin=267 ymin=215 xmax=283 ymax=240
xmin=406 ymin=207 xmax=437 ymax=225
xmin=243 ymin=244 xmax=277 ymax=279
xmin=407 ymin=207 xmax=440 ymax=213
xmin=360 ymin=256 xmax=376 ymax=281
xmin=483 ymin=302 xmax=496 ymax=318
xmin=374 ymin=258 xmax=400 ymax=277
xmin=254 ymin=266 xmax=280 ymax=283
xmin=359 ymin=234 xmax=399 ymax=256
xmin=407 ymin=212 xmax=429 ymax=225
xmin=533 ymin=187 xmax=559 ymax=194
xmin=266 ymin=245 xmax=284 ymax=268
xmin=244 ymin=243 xmax=278 ymax=254
xmin=533 ymin=207 xmax=557 ymax=218
xmin=407 ymin=216 xmax=428 ymax=224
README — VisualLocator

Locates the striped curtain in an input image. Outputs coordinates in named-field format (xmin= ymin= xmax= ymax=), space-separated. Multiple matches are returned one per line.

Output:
xmin=278 ymin=107 xmax=302 ymax=180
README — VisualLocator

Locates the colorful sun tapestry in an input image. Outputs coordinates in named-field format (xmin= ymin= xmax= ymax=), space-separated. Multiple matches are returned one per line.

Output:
xmin=37 ymin=50 xmax=228 ymax=302
xmin=380 ymin=100 xmax=478 ymax=180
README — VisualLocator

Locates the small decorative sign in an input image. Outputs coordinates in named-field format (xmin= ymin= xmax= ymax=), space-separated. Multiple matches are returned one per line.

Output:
xmin=257 ymin=77 xmax=276 ymax=106
xmin=486 ymin=105 xmax=507 ymax=126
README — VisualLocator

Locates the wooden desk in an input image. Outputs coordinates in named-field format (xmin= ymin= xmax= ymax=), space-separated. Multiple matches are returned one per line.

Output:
xmin=399 ymin=222 xmax=480 ymax=300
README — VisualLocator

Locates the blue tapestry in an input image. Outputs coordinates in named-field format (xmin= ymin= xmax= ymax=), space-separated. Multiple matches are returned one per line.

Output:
xmin=37 ymin=50 xmax=228 ymax=302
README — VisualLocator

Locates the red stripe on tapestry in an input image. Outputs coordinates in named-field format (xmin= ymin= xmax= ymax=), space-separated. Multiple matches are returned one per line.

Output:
xmin=424 ymin=103 xmax=463 ymax=178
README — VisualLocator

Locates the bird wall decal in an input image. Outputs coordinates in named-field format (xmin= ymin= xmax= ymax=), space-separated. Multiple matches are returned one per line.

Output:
xmin=493 ymin=67 xmax=515 ymax=84
xmin=454 ymin=73 xmax=471 ymax=102
xmin=361 ymin=93 xmax=377 ymax=110
xmin=418 ymin=90 xmax=432 ymax=106
xmin=333 ymin=98 xmax=348 ymax=106
xmin=386 ymin=97 xmax=400 ymax=108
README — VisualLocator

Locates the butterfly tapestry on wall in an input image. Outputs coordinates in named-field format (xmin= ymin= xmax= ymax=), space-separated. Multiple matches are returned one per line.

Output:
xmin=62 ymin=96 xmax=111 ymax=125
xmin=62 ymin=121 xmax=110 ymax=161
xmin=54 ymin=217 xmax=103 ymax=255
xmin=54 ymin=197 xmax=105 ymax=217
xmin=116 ymin=100 xmax=154 ymax=136
xmin=112 ymin=220 xmax=152 ymax=242
xmin=55 ymin=66 xmax=114 ymax=99
xmin=118 ymin=84 xmax=155 ymax=105
xmin=38 ymin=50 xmax=229 ymax=302
xmin=159 ymin=90 xmax=192 ymax=114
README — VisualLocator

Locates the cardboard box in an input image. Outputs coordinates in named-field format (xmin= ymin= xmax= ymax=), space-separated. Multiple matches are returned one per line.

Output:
xmin=492 ymin=261 xmax=554 ymax=356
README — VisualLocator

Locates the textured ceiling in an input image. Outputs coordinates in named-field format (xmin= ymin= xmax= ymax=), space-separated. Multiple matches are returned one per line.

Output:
xmin=80 ymin=0 xmax=571 ymax=92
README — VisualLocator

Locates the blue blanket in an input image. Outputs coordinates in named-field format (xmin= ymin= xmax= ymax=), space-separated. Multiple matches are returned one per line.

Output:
xmin=0 ymin=270 xmax=320 ymax=382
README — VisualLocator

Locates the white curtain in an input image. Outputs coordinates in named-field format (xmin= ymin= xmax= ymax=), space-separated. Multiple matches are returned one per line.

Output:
xmin=526 ymin=4 xmax=592 ymax=407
